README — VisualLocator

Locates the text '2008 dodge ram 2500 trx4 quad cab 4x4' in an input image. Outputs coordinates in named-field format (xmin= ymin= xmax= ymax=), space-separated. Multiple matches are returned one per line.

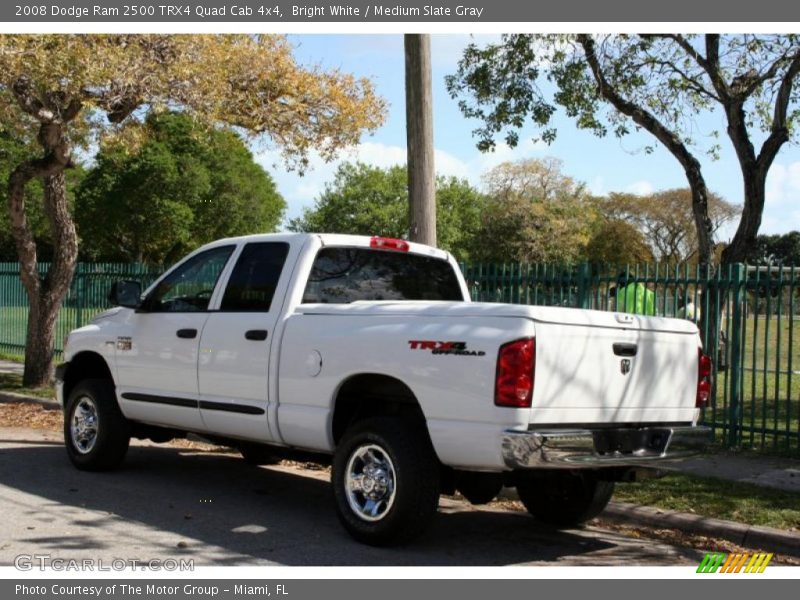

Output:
xmin=57 ymin=233 xmax=712 ymax=545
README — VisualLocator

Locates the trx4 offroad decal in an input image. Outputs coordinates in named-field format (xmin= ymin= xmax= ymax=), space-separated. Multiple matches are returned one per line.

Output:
xmin=408 ymin=340 xmax=486 ymax=356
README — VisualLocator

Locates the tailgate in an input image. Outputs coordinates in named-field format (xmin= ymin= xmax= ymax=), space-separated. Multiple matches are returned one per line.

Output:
xmin=530 ymin=311 xmax=700 ymax=425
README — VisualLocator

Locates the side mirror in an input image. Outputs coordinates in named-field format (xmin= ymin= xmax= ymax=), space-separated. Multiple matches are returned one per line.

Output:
xmin=109 ymin=280 xmax=142 ymax=309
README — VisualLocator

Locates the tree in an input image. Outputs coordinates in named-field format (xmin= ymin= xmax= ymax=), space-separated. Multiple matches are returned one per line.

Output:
xmin=482 ymin=157 xmax=585 ymax=203
xmin=0 ymin=34 xmax=385 ymax=386
xmin=474 ymin=158 xmax=597 ymax=263
xmin=597 ymin=188 xmax=740 ymax=263
xmin=585 ymin=219 xmax=654 ymax=264
xmin=746 ymin=231 xmax=800 ymax=265
xmin=405 ymin=34 xmax=437 ymax=247
xmin=447 ymin=34 xmax=800 ymax=267
xmin=287 ymin=162 xmax=485 ymax=261
xmin=75 ymin=112 xmax=285 ymax=265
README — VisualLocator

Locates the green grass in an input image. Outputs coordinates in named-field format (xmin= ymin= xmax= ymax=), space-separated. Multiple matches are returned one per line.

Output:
xmin=613 ymin=471 xmax=800 ymax=531
xmin=0 ymin=372 xmax=56 ymax=400
xmin=0 ymin=351 xmax=23 ymax=363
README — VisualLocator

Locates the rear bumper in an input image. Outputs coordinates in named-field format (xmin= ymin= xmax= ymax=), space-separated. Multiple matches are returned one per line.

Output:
xmin=501 ymin=425 xmax=711 ymax=469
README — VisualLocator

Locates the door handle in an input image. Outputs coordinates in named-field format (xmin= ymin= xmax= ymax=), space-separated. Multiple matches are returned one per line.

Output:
xmin=245 ymin=329 xmax=268 ymax=341
xmin=613 ymin=342 xmax=638 ymax=357
xmin=176 ymin=329 xmax=198 ymax=339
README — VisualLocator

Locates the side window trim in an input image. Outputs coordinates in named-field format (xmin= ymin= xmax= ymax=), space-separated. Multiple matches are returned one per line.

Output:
xmin=140 ymin=245 xmax=236 ymax=313
xmin=206 ymin=243 xmax=245 ymax=311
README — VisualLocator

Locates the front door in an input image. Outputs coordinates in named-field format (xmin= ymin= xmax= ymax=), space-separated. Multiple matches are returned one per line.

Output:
xmin=115 ymin=245 xmax=235 ymax=431
xmin=198 ymin=242 xmax=291 ymax=441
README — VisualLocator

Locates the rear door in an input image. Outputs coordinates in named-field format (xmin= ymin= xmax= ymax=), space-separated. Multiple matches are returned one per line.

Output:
xmin=197 ymin=241 xmax=291 ymax=442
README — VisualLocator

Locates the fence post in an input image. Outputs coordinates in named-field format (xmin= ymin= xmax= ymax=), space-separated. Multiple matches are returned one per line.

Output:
xmin=75 ymin=263 xmax=85 ymax=330
xmin=577 ymin=263 xmax=592 ymax=309
xmin=727 ymin=263 xmax=746 ymax=448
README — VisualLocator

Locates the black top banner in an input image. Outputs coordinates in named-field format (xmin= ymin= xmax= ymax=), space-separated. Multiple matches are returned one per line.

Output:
xmin=5 ymin=0 xmax=800 ymax=22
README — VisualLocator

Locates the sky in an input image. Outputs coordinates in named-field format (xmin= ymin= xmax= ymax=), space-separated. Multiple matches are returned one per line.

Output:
xmin=255 ymin=34 xmax=800 ymax=239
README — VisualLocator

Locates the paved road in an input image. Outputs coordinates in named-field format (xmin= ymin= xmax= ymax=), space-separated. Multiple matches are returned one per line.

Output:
xmin=0 ymin=360 xmax=23 ymax=375
xmin=0 ymin=429 xmax=704 ymax=567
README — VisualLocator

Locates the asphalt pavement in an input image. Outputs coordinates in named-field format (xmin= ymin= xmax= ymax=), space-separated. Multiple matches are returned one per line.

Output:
xmin=0 ymin=428 xmax=705 ymax=567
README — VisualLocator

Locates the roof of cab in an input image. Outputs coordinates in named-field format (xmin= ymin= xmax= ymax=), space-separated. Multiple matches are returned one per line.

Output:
xmin=198 ymin=232 xmax=450 ymax=261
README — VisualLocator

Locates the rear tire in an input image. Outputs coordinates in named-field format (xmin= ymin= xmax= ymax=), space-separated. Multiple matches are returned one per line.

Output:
xmin=516 ymin=471 xmax=614 ymax=528
xmin=64 ymin=379 xmax=130 ymax=471
xmin=332 ymin=417 xmax=440 ymax=546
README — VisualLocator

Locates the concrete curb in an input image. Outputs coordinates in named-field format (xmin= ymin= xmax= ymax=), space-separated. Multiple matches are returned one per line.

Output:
xmin=0 ymin=391 xmax=60 ymax=410
xmin=499 ymin=487 xmax=800 ymax=558
xmin=601 ymin=501 xmax=800 ymax=558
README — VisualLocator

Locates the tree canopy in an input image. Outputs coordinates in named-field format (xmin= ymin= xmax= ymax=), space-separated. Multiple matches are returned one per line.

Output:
xmin=75 ymin=112 xmax=285 ymax=265
xmin=585 ymin=218 xmax=654 ymax=264
xmin=0 ymin=35 xmax=385 ymax=169
xmin=746 ymin=231 xmax=800 ymax=265
xmin=471 ymin=158 xmax=597 ymax=263
xmin=447 ymin=34 xmax=800 ymax=266
xmin=288 ymin=162 xmax=486 ymax=261
xmin=596 ymin=188 xmax=740 ymax=263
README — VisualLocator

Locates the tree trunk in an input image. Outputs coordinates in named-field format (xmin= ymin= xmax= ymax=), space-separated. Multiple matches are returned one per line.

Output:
xmin=20 ymin=172 xmax=78 ymax=386
xmin=404 ymin=34 xmax=436 ymax=247
xmin=23 ymin=290 xmax=58 ymax=386
xmin=721 ymin=168 xmax=767 ymax=266
xmin=684 ymin=166 xmax=715 ymax=267
xmin=7 ymin=115 xmax=79 ymax=387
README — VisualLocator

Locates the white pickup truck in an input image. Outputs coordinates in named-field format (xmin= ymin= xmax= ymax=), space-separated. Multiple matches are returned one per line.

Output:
xmin=57 ymin=233 xmax=711 ymax=545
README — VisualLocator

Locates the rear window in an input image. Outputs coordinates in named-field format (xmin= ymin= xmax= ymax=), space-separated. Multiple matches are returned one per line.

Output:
xmin=302 ymin=247 xmax=464 ymax=304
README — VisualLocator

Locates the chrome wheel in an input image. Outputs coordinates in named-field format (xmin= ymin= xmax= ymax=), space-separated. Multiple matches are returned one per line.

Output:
xmin=70 ymin=396 xmax=99 ymax=455
xmin=345 ymin=444 xmax=397 ymax=522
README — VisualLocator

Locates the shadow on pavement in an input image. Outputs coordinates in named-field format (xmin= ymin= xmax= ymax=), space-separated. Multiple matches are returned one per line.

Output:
xmin=0 ymin=441 xmax=696 ymax=566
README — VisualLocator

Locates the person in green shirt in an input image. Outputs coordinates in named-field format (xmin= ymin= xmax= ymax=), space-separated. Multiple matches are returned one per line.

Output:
xmin=615 ymin=274 xmax=656 ymax=316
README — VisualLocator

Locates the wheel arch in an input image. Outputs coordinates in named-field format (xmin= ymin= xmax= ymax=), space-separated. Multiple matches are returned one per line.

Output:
xmin=330 ymin=372 xmax=430 ymax=447
xmin=62 ymin=351 xmax=115 ymax=404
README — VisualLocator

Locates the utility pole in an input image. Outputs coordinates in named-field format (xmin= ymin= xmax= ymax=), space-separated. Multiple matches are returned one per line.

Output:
xmin=404 ymin=33 xmax=436 ymax=246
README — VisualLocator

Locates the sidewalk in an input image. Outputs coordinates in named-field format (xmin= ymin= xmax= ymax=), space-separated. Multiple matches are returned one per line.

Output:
xmin=667 ymin=453 xmax=800 ymax=494
xmin=1 ymin=358 xmax=798 ymax=556
xmin=0 ymin=359 xmax=23 ymax=375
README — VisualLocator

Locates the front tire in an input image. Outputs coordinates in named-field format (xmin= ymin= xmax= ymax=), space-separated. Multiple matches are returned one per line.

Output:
xmin=516 ymin=471 xmax=614 ymax=528
xmin=64 ymin=379 xmax=130 ymax=471
xmin=332 ymin=417 xmax=440 ymax=546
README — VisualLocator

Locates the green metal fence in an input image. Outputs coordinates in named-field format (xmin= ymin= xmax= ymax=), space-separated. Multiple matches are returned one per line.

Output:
xmin=0 ymin=262 xmax=163 ymax=359
xmin=1 ymin=261 xmax=798 ymax=454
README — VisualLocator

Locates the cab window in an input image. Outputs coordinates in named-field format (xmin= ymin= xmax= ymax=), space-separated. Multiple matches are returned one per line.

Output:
xmin=143 ymin=246 xmax=234 ymax=312
xmin=220 ymin=242 xmax=290 ymax=312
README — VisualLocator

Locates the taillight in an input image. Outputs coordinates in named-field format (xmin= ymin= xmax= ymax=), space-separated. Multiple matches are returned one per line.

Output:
xmin=370 ymin=236 xmax=409 ymax=252
xmin=495 ymin=338 xmax=535 ymax=408
xmin=696 ymin=349 xmax=713 ymax=408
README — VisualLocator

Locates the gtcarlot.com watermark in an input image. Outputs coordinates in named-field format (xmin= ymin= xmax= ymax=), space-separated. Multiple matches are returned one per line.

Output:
xmin=14 ymin=554 xmax=194 ymax=571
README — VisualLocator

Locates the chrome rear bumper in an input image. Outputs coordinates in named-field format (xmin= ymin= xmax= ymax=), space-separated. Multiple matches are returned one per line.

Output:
xmin=501 ymin=425 xmax=711 ymax=469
